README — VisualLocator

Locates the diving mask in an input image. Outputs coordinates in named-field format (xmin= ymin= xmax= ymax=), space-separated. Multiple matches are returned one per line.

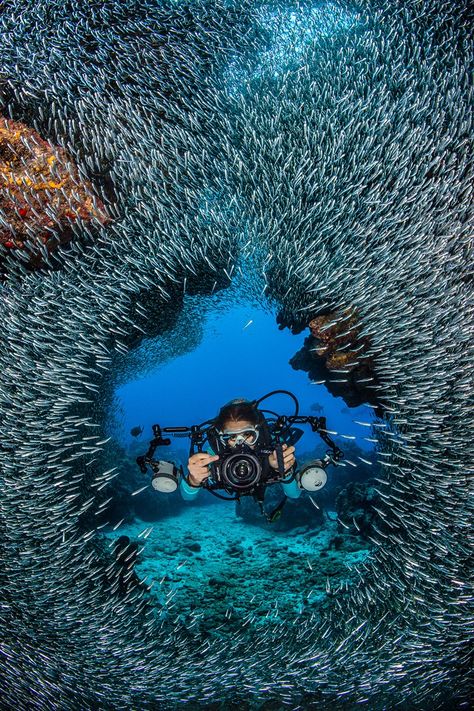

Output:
xmin=218 ymin=426 xmax=259 ymax=448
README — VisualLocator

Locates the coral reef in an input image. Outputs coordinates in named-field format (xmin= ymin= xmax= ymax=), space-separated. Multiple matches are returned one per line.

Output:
xmin=288 ymin=306 xmax=384 ymax=411
xmin=102 ymin=505 xmax=370 ymax=643
xmin=290 ymin=333 xmax=382 ymax=411
xmin=0 ymin=116 xmax=109 ymax=273
xmin=309 ymin=308 xmax=372 ymax=372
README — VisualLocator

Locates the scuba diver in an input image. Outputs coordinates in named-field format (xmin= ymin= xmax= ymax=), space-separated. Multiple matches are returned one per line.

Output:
xmin=137 ymin=390 xmax=344 ymax=523
xmin=181 ymin=398 xmax=300 ymax=502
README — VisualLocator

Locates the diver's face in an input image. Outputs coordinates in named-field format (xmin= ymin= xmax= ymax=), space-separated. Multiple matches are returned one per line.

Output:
xmin=221 ymin=420 xmax=258 ymax=449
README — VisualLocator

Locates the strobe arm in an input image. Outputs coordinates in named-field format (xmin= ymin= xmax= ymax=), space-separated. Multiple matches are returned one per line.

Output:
xmin=309 ymin=417 xmax=344 ymax=462
xmin=136 ymin=424 xmax=171 ymax=474
xmin=273 ymin=415 xmax=344 ymax=463
xmin=161 ymin=424 xmax=208 ymax=459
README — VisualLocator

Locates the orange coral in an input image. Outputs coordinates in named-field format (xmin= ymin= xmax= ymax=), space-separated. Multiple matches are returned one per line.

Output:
xmin=308 ymin=308 xmax=371 ymax=372
xmin=0 ymin=116 xmax=109 ymax=268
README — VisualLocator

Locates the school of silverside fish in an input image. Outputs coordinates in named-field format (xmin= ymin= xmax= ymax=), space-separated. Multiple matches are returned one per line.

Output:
xmin=0 ymin=0 xmax=472 ymax=708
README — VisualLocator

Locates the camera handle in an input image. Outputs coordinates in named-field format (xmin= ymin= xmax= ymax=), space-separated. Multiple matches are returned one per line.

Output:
xmin=275 ymin=442 xmax=286 ymax=475
xmin=188 ymin=425 xmax=206 ymax=457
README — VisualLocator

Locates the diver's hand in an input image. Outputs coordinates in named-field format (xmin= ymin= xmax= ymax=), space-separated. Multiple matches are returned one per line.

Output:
xmin=187 ymin=453 xmax=219 ymax=487
xmin=268 ymin=444 xmax=295 ymax=473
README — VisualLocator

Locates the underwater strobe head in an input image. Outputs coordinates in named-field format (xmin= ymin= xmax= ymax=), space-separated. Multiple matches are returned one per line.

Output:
xmin=150 ymin=460 xmax=181 ymax=493
xmin=220 ymin=450 xmax=262 ymax=492
xmin=298 ymin=460 xmax=328 ymax=492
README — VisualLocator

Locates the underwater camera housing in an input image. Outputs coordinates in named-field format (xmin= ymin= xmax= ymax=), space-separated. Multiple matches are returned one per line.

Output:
xmin=208 ymin=440 xmax=283 ymax=495
xmin=214 ymin=445 xmax=264 ymax=491
xmin=136 ymin=391 xmax=344 ymax=507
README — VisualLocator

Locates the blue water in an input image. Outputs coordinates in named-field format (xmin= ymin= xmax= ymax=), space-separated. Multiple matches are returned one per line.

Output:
xmin=111 ymin=297 xmax=376 ymax=464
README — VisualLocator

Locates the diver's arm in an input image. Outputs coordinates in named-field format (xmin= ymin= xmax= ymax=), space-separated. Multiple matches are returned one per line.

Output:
xmin=180 ymin=452 xmax=219 ymax=502
xmin=180 ymin=475 xmax=201 ymax=501
xmin=281 ymin=469 xmax=301 ymax=499
xmin=179 ymin=467 xmax=202 ymax=501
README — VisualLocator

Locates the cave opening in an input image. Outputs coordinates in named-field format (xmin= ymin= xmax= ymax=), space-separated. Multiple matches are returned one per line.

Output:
xmin=98 ymin=287 xmax=382 ymax=641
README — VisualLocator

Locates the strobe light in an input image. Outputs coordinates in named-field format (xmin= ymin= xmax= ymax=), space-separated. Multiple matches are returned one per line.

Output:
xmin=298 ymin=460 xmax=328 ymax=492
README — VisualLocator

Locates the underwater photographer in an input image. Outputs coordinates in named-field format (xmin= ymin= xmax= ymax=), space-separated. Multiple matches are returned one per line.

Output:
xmin=183 ymin=398 xmax=300 ymax=502
xmin=137 ymin=390 xmax=343 ymax=523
